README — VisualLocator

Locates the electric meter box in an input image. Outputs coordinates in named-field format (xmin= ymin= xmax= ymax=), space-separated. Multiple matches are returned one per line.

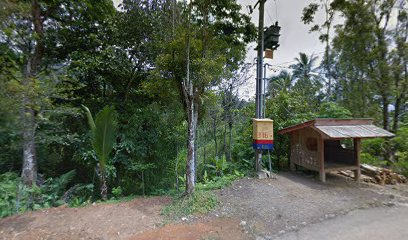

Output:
xmin=253 ymin=118 xmax=274 ymax=150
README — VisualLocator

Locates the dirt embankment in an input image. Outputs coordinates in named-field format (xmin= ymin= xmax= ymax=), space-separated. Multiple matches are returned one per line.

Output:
xmin=0 ymin=197 xmax=171 ymax=240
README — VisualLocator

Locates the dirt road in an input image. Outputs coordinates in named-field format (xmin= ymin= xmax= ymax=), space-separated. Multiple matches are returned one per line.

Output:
xmin=216 ymin=171 xmax=408 ymax=239
xmin=1 ymin=171 xmax=407 ymax=240
xmin=277 ymin=205 xmax=408 ymax=240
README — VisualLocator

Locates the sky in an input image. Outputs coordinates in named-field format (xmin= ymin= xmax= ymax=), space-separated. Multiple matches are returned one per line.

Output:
xmin=239 ymin=0 xmax=325 ymax=66
xmin=237 ymin=0 xmax=327 ymax=98
xmin=112 ymin=0 xmax=328 ymax=99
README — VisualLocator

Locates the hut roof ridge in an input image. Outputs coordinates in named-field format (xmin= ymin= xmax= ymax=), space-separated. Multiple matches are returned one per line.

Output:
xmin=277 ymin=118 xmax=393 ymax=139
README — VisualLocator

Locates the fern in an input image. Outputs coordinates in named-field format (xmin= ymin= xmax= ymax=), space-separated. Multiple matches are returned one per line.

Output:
xmin=54 ymin=170 xmax=76 ymax=194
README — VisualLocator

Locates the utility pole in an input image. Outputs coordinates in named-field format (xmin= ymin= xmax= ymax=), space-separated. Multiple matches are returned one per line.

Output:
xmin=255 ymin=0 xmax=266 ymax=172
xmin=251 ymin=0 xmax=280 ymax=174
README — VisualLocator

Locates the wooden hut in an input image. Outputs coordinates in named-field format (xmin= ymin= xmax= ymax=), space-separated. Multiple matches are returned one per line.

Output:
xmin=278 ymin=119 xmax=394 ymax=182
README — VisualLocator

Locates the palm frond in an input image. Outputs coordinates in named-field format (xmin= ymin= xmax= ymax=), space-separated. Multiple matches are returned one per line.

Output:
xmin=81 ymin=105 xmax=96 ymax=132
xmin=93 ymin=106 xmax=117 ymax=171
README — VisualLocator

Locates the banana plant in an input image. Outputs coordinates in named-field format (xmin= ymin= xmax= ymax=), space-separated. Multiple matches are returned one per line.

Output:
xmin=82 ymin=105 xmax=117 ymax=200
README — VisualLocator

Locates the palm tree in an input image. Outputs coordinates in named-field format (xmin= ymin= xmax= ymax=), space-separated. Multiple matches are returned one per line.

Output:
xmin=267 ymin=70 xmax=294 ymax=98
xmin=291 ymin=52 xmax=318 ymax=80
xmin=82 ymin=105 xmax=117 ymax=200
xmin=290 ymin=53 xmax=322 ymax=101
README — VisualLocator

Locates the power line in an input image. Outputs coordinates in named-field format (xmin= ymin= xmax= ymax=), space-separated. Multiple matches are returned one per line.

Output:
xmin=274 ymin=0 xmax=278 ymax=21
xmin=265 ymin=0 xmax=278 ymax=24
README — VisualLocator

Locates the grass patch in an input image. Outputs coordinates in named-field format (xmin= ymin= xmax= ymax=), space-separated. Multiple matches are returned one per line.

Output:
xmin=103 ymin=195 xmax=138 ymax=204
xmin=162 ymin=190 xmax=218 ymax=220
xmin=196 ymin=173 xmax=243 ymax=191
xmin=69 ymin=195 xmax=138 ymax=208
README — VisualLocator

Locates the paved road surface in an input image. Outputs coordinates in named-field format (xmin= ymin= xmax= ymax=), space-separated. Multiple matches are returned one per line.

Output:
xmin=277 ymin=205 xmax=408 ymax=240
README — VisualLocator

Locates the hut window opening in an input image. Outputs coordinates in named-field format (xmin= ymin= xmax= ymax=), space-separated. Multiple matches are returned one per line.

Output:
xmin=340 ymin=139 xmax=354 ymax=150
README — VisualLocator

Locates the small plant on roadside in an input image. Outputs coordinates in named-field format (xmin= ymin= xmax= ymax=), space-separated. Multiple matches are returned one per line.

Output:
xmin=162 ymin=191 xmax=218 ymax=220
xmin=205 ymin=156 xmax=229 ymax=177
xmin=394 ymin=152 xmax=408 ymax=177
xmin=197 ymin=170 xmax=244 ymax=191
xmin=67 ymin=184 xmax=94 ymax=207
xmin=40 ymin=170 xmax=76 ymax=207
xmin=112 ymin=186 xmax=123 ymax=199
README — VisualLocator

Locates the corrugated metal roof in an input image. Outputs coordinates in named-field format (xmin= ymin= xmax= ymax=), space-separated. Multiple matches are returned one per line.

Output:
xmin=315 ymin=125 xmax=395 ymax=139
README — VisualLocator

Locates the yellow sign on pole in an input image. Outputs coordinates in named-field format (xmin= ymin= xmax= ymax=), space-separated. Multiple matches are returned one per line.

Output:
xmin=253 ymin=118 xmax=274 ymax=149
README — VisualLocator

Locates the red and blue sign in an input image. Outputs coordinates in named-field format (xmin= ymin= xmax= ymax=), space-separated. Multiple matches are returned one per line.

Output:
xmin=253 ymin=118 xmax=274 ymax=150
xmin=253 ymin=139 xmax=274 ymax=150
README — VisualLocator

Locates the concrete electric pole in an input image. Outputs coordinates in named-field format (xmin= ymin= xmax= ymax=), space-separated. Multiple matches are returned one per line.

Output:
xmin=255 ymin=0 xmax=266 ymax=172
xmin=250 ymin=0 xmax=280 ymax=174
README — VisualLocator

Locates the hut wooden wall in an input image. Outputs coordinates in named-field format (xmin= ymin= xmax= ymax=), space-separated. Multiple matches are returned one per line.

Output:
xmin=290 ymin=127 xmax=320 ymax=170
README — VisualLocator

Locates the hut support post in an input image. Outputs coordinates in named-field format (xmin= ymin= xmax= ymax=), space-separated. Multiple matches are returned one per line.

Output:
xmin=354 ymin=138 xmax=361 ymax=182
xmin=289 ymin=135 xmax=296 ymax=171
xmin=318 ymin=137 xmax=325 ymax=182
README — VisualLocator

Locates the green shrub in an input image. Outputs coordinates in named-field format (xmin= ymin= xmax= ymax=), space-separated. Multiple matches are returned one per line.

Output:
xmin=361 ymin=138 xmax=387 ymax=166
xmin=67 ymin=184 xmax=94 ymax=207
xmin=362 ymin=138 xmax=386 ymax=157
xmin=360 ymin=153 xmax=387 ymax=166
xmin=392 ymin=126 xmax=408 ymax=153
xmin=0 ymin=172 xmax=19 ymax=218
xmin=393 ymin=126 xmax=408 ymax=176
xmin=205 ymin=156 xmax=229 ymax=177
xmin=360 ymin=126 xmax=408 ymax=177
xmin=394 ymin=151 xmax=408 ymax=177
xmin=111 ymin=186 xmax=123 ymax=198
xmin=40 ymin=170 xmax=76 ymax=207
xmin=197 ymin=171 xmax=243 ymax=191
xmin=0 ymin=171 xmax=78 ymax=218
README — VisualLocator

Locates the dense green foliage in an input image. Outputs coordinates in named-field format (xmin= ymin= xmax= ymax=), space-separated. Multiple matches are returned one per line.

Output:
xmin=0 ymin=170 xmax=79 ymax=218
xmin=0 ymin=0 xmax=407 ymax=218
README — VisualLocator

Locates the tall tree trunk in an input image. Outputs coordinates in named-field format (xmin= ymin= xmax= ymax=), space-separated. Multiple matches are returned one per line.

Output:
xmin=393 ymin=47 xmax=408 ymax=133
xmin=21 ymin=0 xmax=44 ymax=187
xmin=223 ymin=119 xmax=227 ymax=160
xmin=382 ymin=95 xmax=389 ymax=130
xmin=382 ymin=95 xmax=393 ymax=164
xmin=21 ymin=63 xmax=37 ymax=186
xmin=203 ymin=133 xmax=206 ymax=166
xmin=185 ymin=100 xmax=197 ymax=195
xmin=325 ymin=44 xmax=331 ymax=98
xmin=228 ymin=121 xmax=233 ymax=162
xmin=194 ymin=126 xmax=198 ymax=183
xmin=393 ymin=97 xmax=401 ymax=132
xmin=323 ymin=0 xmax=333 ymax=99
xmin=213 ymin=116 xmax=218 ymax=160
xmin=184 ymin=0 xmax=195 ymax=195
xmin=100 ymin=174 xmax=108 ymax=200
